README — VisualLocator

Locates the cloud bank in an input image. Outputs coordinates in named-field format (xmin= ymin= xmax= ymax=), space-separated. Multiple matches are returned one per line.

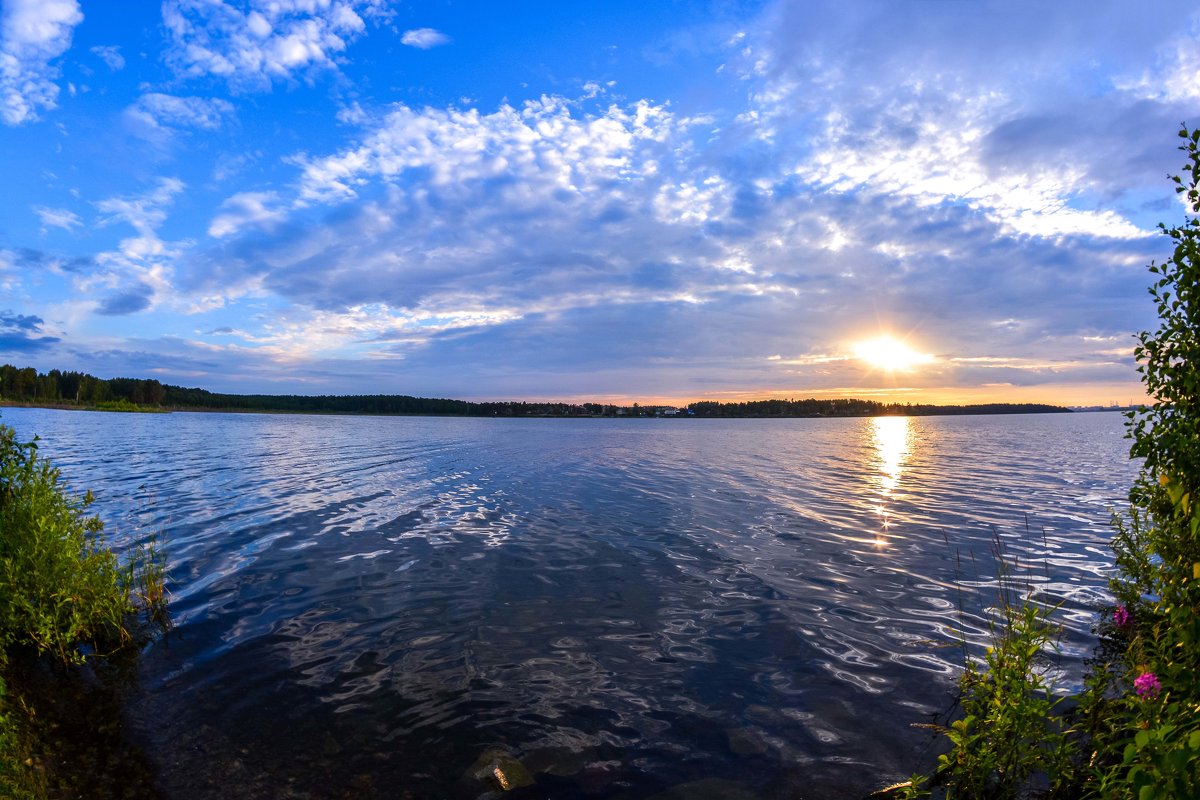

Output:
xmin=4 ymin=0 xmax=1198 ymax=403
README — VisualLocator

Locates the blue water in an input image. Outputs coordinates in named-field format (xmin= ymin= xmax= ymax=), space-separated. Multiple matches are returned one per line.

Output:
xmin=0 ymin=408 xmax=1137 ymax=799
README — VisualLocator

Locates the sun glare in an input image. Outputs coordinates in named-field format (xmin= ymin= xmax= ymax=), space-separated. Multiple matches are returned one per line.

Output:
xmin=853 ymin=336 xmax=934 ymax=371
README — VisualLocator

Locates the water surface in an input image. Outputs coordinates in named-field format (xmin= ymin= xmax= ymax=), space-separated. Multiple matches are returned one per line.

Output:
xmin=1 ymin=409 xmax=1137 ymax=799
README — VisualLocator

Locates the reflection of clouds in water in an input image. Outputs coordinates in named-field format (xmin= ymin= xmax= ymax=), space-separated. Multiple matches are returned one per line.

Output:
xmin=319 ymin=474 xmax=522 ymax=548
xmin=385 ymin=485 xmax=521 ymax=548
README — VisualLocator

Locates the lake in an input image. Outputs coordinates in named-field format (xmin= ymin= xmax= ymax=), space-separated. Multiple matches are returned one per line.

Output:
xmin=0 ymin=408 xmax=1137 ymax=799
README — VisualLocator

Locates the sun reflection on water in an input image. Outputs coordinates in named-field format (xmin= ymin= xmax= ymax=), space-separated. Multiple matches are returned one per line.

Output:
xmin=869 ymin=416 xmax=913 ymax=547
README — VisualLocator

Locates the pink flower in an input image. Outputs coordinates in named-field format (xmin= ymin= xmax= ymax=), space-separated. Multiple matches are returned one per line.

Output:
xmin=1113 ymin=605 xmax=1131 ymax=627
xmin=1134 ymin=672 xmax=1161 ymax=699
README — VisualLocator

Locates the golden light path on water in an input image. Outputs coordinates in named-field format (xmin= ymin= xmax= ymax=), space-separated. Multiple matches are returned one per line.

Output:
xmin=870 ymin=415 xmax=913 ymax=548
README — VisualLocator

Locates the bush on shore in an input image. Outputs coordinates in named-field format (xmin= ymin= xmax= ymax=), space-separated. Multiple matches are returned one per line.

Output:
xmin=0 ymin=422 xmax=167 ymax=798
xmin=895 ymin=127 xmax=1200 ymax=799
xmin=1086 ymin=124 xmax=1200 ymax=800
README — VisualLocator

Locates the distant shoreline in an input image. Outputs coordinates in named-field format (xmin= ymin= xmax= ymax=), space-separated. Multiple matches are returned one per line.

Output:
xmin=0 ymin=363 xmax=1082 ymax=420
xmin=0 ymin=398 xmax=1075 ymax=420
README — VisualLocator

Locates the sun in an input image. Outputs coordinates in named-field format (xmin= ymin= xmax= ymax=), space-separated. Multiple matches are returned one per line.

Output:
xmin=853 ymin=336 xmax=935 ymax=371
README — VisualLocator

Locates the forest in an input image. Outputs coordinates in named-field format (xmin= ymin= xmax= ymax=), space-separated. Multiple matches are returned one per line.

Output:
xmin=0 ymin=364 xmax=1069 ymax=418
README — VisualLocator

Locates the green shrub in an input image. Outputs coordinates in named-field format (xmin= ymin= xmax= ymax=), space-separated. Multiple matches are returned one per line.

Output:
xmin=940 ymin=601 xmax=1074 ymax=798
xmin=895 ymin=544 xmax=1075 ymax=800
xmin=1087 ymin=126 xmax=1200 ymax=800
xmin=0 ymin=425 xmax=148 ymax=664
xmin=0 ymin=421 xmax=168 ymax=796
xmin=896 ymin=125 xmax=1200 ymax=800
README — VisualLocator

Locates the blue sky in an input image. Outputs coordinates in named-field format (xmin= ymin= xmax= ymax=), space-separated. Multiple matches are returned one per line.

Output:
xmin=1 ymin=0 xmax=1196 ymax=404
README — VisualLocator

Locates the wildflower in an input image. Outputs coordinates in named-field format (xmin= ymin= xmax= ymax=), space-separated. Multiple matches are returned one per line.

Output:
xmin=1113 ymin=605 xmax=1131 ymax=627
xmin=1134 ymin=672 xmax=1161 ymax=699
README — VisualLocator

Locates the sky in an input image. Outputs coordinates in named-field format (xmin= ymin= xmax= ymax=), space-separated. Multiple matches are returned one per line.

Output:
xmin=1 ymin=0 xmax=1197 ymax=406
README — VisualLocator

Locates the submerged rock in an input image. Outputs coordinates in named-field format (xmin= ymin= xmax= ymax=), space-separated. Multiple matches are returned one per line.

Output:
xmin=726 ymin=726 xmax=771 ymax=756
xmin=745 ymin=704 xmax=788 ymax=727
xmin=464 ymin=747 xmax=536 ymax=792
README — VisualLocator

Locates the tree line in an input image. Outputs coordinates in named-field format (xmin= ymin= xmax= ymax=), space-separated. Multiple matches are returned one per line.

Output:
xmin=0 ymin=364 xmax=1068 ymax=417
xmin=0 ymin=364 xmax=166 ymax=406
xmin=688 ymin=398 xmax=1069 ymax=417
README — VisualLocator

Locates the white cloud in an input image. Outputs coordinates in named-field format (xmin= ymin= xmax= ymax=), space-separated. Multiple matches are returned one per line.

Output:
xmin=794 ymin=103 xmax=1149 ymax=240
xmin=214 ymin=302 xmax=526 ymax=362
xmin=1115 ymin=26 xmax=1200 ymax=103
xmin=246 ymin=11 xmax=271 ymax=39
xmin=161 ymin=0 xmax=387 ymax=90
xmin=653 ymin=176 xmax=729 ymax=225
xmin=732 ymin=3 xmax=1160 ymax=241
xmin=33 ymin=205 xmax=81 ymax=232
xmin=87 ymin=178 xmax=189 ymax=314
xmin=212 ymin=150 xmax=262 ymax=182
xmin=400 ymin=27 xmax=449 ymax=49
xmin=177 ymin=93 xmax=755 ymax=347
xmin=96 ymin=177 xmax=185 ymax=238
xmin=90 ymin=44 xmax=124 ymax=70
xmin=208 ymin=191 xmax=285 ymax=237
xmin=0 ymin=0 xmax=82 ymax=125
xmin=292 ymin=95 xmax=693 ymax=205
xmin=125 ymin=93 xmax=235 ymax=136
xmin=336 ymin=100 xmax=368 ymax=124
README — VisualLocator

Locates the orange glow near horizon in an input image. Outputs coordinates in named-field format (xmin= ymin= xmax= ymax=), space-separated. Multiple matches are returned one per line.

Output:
xmin=573 ymin=380 xmax=1147 ymax=410
xmin=472 ymin=379 xmax=1146 ymax=409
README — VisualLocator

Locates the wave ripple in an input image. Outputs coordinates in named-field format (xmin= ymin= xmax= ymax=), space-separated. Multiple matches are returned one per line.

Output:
xmin=2 ymin=409 xmax=1137 ymax=799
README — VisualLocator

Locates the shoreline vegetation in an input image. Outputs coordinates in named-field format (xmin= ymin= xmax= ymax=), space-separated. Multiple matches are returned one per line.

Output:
xmin=0 ymin=424 xmax=169 ymax=799
xmin=889 ymin=126 xmax=1200 ymax=799
xmin=0 ymin=365 xmax=1069 ymax=419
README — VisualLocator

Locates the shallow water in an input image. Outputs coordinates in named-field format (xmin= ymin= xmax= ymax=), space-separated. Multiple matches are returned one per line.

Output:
xmin=1 ymin=408 xmax=1137 ymax=799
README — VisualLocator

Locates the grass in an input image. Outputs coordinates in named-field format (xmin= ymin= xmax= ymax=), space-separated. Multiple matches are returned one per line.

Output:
xmin=0 ymin=422 xmax=168 ymax=798
xmin=91 ymin=399 xmax=167 ymax=413
xmin=0 ymin=399 xmax=166 ymax=414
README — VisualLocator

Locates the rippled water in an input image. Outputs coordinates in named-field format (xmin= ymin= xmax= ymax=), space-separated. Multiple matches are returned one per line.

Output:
xmin=1 ymin=408 xmax=1137 ymax=799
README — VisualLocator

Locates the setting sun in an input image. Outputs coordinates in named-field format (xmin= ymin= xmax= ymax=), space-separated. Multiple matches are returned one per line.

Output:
xmin=853 ymin=336 xmax=935 ymax=371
